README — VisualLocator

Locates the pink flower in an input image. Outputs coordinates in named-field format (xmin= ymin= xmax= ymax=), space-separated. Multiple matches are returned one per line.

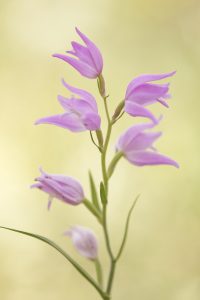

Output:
xmin=125 ymin=71 xmax=176 ymax=123
xmin=65 ymin=226 xmax=98 ymax=260
xmin=53 ymin=28 xmax=103 ymax=79
xmin=35 ymin=80 xmax=101 ymax=132
xmin=116 ymin=121 xmax=179 ymax=168
xmin=31 ymin=168 xmax=84 ymax=209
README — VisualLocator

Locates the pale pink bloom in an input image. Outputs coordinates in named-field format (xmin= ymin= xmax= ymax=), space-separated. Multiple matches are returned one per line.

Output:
xmin=116 ymin=121 xmax=179 ymax=168
xmin=53 ymin=28 xmax=103 ymax=79
xmin=35 ymin=80 xmax=101 ymax=132
xmin=125 ymin=71 xmax=176 ymax=123
xmin=31 ymin=168 xmax=84 ymax=209
xmin=65 ymin=226 xmax=98 ymax=260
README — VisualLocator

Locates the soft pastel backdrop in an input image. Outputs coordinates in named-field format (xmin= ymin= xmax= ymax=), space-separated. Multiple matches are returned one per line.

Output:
xmin=0 ymin=0 xmax=199 ymax=299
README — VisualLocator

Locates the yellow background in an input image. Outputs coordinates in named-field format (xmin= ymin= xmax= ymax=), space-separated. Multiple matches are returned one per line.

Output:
xmin=0 ymin=0 xmax=199 ymax=299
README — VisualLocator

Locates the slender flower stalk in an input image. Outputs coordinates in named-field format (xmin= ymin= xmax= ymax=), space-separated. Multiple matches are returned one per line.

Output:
xmin=97 ymin=74 xmax=117 ymax=297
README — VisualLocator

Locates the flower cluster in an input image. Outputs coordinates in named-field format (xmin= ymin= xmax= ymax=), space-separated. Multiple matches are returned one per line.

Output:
xmin=31 ymin=28 xmax=179 ymax=298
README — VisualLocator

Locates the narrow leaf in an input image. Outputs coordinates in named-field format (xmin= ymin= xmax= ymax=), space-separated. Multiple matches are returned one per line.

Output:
xmin=107 ymin=151 xmax=123 ymax=179
xmin=89 ymin=171 xmax=101 ymax=211
xmin=0 ymin=226 xmax=105 ymax=298
xmin=100 ymin=182 xmax=107 ymax=205
xmin=115 ymin=194 xmax=140 ymax=261
xmin=83 ymin=199 xmax=102 ymax=224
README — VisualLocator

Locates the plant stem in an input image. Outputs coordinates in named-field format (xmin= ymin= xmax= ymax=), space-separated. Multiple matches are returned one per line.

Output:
xmin=95 ymin=259 xmax=103 ymax=288
xmin=98 ymin=74 xmax=116 ymax=299
xmin=106 ymin=259 xmax=116 ymax=295
xmin=102 ymin=204 xmax=114 ymax=260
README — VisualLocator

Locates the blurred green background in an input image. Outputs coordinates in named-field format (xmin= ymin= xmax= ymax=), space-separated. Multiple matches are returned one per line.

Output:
xmin=0 ymin=0 xmax=199 ymax=299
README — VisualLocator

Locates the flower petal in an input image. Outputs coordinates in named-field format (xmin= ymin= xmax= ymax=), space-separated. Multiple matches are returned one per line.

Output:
xmin=116 ymin=121 xmax=157 ymax=152
xmin=31 ymin=181 xmax=63 ymax=200
xmin=81 ymin=112 xmax=101 ymax=130
xmin=75 ymin=27 xmax=103 ymax=74
xmin=125 ymin=101 xmax=158 ymax=123
xmin=52 ymin=54 xmax=97 ymax=78
xmin=58 ymin=96 xmax=94 ymax=115
xmin=61 ymin=79 xmax=98 ymax=111
xmin=38 ymin=177 xmax=83 ymax=205
xmin=39 ymin=170 xmax=84 ymax=198
xmin=71 ymin=41 xmax=94 ymax=66
xmin=126 ymin=83 xmax=169 ymax=106
xmin=126 ymin=71 xmax=176 ymax=99
xmin=125 ymin=131 xmax=162 ymax=152
xmin=126 ymin=150 xmax=179 ymax=168
xmin=35 ymin=113 xmax=85 ymax=132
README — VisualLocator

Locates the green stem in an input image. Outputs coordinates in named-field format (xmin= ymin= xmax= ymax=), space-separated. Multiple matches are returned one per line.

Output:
xmin=106 ymin=259 xmax=116 ymax=295
xmin=100 ymin=93 xmax=114 ymax=260
xmin=97 ymin=75 xmax=116 ymax=299
xmin=101 ymin=123 xmax=112 ymax=192
xmin=95 ymin=259 xmax=103 ymax=288
xmin=102 ymin=204 xmax=114 ymax=260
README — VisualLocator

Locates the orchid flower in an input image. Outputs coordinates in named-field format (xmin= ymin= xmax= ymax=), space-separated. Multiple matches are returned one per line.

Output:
xmin=35 ymin=80 xmax=101 ymax=132
xmin=116 ymin=121 xmax=179 ymax=167
xmin=65 ymin=226 xmax=98 ymax=260
xmin=31 ymin=167 xmax=84 ymax=209
xmin=124 ymin=71 xmax=176 ymax=123
xmin=53 ymin=28 xmax=103 ymax=79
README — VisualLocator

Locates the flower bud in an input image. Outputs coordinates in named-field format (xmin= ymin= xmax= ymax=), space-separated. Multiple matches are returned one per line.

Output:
xmin=65 ymin=226 xmax=98 ymax=260
xmin=31 ymin=168 xmax=84 ymax=208
xmin=112 ymin=100 xmax=125 ymax=121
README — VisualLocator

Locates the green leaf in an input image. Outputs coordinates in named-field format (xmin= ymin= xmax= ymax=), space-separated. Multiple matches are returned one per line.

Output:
xmin=0 ymin=226 xmax=106 ymax=298
xmin=89 ymin=171 xmax=101 ymax=211
xmin=115 ymin=194 xmax=140 ymax=261
xmin=107 ymin=151 xmax=123 ymax=179
xmin=83 ymin=199 xmax=102 ymax=224
xmin=95 ymin=130 xmax=104 ymax=148
xmin=100 ymin=182 xmax=107 ymax=205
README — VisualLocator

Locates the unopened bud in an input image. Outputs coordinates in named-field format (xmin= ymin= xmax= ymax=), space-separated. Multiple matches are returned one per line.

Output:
xmin=112 ymin=100 xmax=125 ymax=121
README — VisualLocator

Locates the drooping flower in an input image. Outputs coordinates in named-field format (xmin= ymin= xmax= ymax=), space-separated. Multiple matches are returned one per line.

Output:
xmin=65 ymin=226 xmax=98 ymax=260
xmin=116 ymin=121 xmax=179 ymax=167
xmin=35 ymin=80 xmax=101 ymax=132
xmin=31 ymin=167 xmax=84 ymax=209
xmin=124 ymin=71 xmax=176 ymax=123
xmin=53 ymin=28 xmax=103 ymax=79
